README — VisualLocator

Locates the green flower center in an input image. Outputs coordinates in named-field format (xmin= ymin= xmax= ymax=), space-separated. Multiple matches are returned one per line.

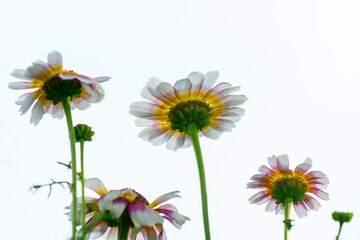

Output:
xmin=168 ymin=100 xmax=212 ymax=134
xmin=271 ymin=177 xmax=307 ymax=205
xmin=42 ymin=75 xmax=83 ymax=105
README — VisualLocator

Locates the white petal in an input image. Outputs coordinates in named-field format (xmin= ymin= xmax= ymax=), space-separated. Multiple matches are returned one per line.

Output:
xmin=141 ymin=85 xmax=163 ymax=105
xmin=150 ymin=131 xmax=172 ymax=146
xmin=155 ymin=82 xmax=176 ymax=101
xmin=8 ymin=81 xmax=32 ymax=90
xmin=139 ymin=126 xmax=166 ymax=141
xmin=187 ymin=72 xmax=204 ymax=98
xmin=166 ymin=134 xmax=185 ymax=151
xmin=135 ymin=118 xmax=158 ymax=127
xmin=304 ymin=157 xmax=312 ymax=165
xmin=30 ymin=100 xmax=45 ymax=125
xmin=173 ymin=78 xmax=191 ymax=101
xmin=213 ymin=94 xmax=247 ymax=107
xmin=105 ymin=227 xmax=118 ymax=240
xmin=11 ymin=69 xmax=31 ymax=80
xmin=85 ymin=178 xmax=108 ymax=196
xmin=201 ymin=71 xmax=219 ymax=92
xmin=202 ymin=127 xmax=222 ymax=140
xmin=212 ymin=119 xmax=236 ymax=132
xmin=73 ymin=98 xmax=91 ymax=110
xmin=25 ymin=61 xmax=49 ymax=78
xmin=149 ymin=191 xmax=180 ymax=208
xmin=94 ymin=76 xmax=110 ymax=83
xmin=50 ymin=105 xmax=64 ymax=119
xmin=258 ymin=165 xmax=272 ymax=174
xmin=265 ymin=199 xmax=277 ymax=212
xmin=47 ymin=51 xmax=62 ymax=68
xmin=15 ymin=92 xmax=37 ymax=114
xmin=129 ymin=203 xmax=164 ymax=227
xmin=277 ymin=154 xmax=289 ymax=168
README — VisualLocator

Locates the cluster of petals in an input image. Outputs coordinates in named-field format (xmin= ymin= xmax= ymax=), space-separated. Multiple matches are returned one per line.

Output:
xmin=247 ymin=154 xmax=329 ymax=218
xmin=77 ymin=178 xmax=189 ymax=240
xmin=9 ymin=51 xmax=109 ymax=125
xmin=129 ymin=71 xmax=247 ymax=151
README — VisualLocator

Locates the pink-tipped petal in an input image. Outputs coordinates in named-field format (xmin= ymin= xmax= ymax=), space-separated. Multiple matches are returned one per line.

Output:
xmin=128 ymin=202 xmax=164 ymax=228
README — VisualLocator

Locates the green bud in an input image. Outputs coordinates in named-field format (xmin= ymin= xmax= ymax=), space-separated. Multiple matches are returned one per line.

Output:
xmin=332 ymin=211 xmax=353 ymax=224
xmin=74 ymin=124 xmax=95 ymax=142
xmin=168 ymin=100 xmax=212 ymax=134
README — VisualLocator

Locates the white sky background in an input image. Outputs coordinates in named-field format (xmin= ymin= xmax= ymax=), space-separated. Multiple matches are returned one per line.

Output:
xmin=1 ymin=0 xmax=360 ymax=239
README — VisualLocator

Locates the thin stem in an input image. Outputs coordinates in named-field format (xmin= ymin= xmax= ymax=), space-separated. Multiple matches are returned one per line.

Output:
xmin=118 ymin=219 xmax=130 ymax=240
xmin=187 ymin=122 xmax=211 ymax=240
xmin=336 ymin=223 xmax=343 ymax=240
xmin=62 ymin=97 xmax=77 ymax=240
xmin=80 ymin=140 xmax=86 ymax=239
xmin=284 ymin=198 xmax=292 ymax=240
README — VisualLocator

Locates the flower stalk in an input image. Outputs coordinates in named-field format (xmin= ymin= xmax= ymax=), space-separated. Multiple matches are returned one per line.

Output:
xmin=187 ymin=122 xmax=211 ymax=240
xmin=79 ymin=139 xmax=86 ymax=239
xmin=284 ymin=198 xmax=292 ymax=240
xmin=117 ymin=215 xmax=130 ymax=240
xmin=62 ymin=97 xmax=77 ymax=240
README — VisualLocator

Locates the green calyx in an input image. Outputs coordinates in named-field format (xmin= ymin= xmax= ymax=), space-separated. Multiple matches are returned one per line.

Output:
xmin=101 ymin=209 xmax=133 ymax=229
xmin=332 ymin=211 xmax=353 ymax=224
xmin=271 ymin=177 xmax=307 ymax=205
xmin=168 ymin=100 xmax=212 ymax=134
xmin=74 ymin=124 xmax=95 ymax=142
xmin=42 ymin=75 xmax=82 ymax=105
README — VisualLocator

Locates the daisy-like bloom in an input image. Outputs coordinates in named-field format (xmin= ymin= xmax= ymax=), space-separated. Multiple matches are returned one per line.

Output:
xmin=129 ymin=71 xmax=247 ymax=151
xmin=9 ymin=51 xmax=109 ymax=125
xmin=247 ymin=154 xmax=329 ymax=218
xmin=76 ymin=178 xmax=189 ymax=240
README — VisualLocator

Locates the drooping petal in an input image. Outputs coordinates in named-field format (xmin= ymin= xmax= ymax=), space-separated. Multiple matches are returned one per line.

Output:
xmin=149 ymin=191 xmax=180 ymax=208
xmin=166 ymin=133 xmax=186 ymax=151
xmin=248 ymin=190 xmax=270 ymax=205
xmin=128 ymin=202 xmax=164 ymax=228
xmin=30 ymin=100 xmax=45 ymax=126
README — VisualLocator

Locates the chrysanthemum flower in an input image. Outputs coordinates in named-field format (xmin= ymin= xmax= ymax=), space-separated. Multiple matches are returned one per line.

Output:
xmin=247 ymin=154 xmax=329 ymax=218
xmin=9 ymin=51 xmax=109 ymax=125
xmin=129 ymin=71 xmax=247 ymax=151
xmin=76 ymin=178 xmax=189 ymax=240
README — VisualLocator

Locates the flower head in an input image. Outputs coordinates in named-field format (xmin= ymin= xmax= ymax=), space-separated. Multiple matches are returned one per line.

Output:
xmin=76 ymin=178 xmax=189 ymax=240
xmin=130 ymin=71 xmax=247 ymax=151
xmin=9 ymin=51 xmax=109 ymax=125
xmin=247 ymin=154 xmax=329 ymax=218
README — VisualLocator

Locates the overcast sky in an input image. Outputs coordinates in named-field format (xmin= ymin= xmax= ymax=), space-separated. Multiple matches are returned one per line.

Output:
xmin=1 ymin=0 xmax=360 ymax=239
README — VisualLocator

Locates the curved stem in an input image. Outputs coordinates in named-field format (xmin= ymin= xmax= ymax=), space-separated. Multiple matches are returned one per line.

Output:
xmin=80 ymin=140 xmax=86 ymax=239
xmin=336 ymin=223 xmax=343 ymax=240
xmin=187 ymin=122 xmax=211 ymax=240
xmin=284 ymin=198 xmax=292 ymax=240
xmin=62 ymin=97 xmax=77 ymax=240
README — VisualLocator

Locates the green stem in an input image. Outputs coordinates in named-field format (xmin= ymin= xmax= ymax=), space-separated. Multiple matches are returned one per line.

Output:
xmin=118 ymin=219 xmax=130 ymax=240
xmin=62 ymin=97 xmax=77 ymax=240
xmin=284 ymin=198 xmax=292 ymax=240
xmin=80 ymin=140 xmax=86 ymax=239
xmin=336 ymin=223 xmax=343 ymax=240
xmin=187 ymin=122 xmax=211 ymax=240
